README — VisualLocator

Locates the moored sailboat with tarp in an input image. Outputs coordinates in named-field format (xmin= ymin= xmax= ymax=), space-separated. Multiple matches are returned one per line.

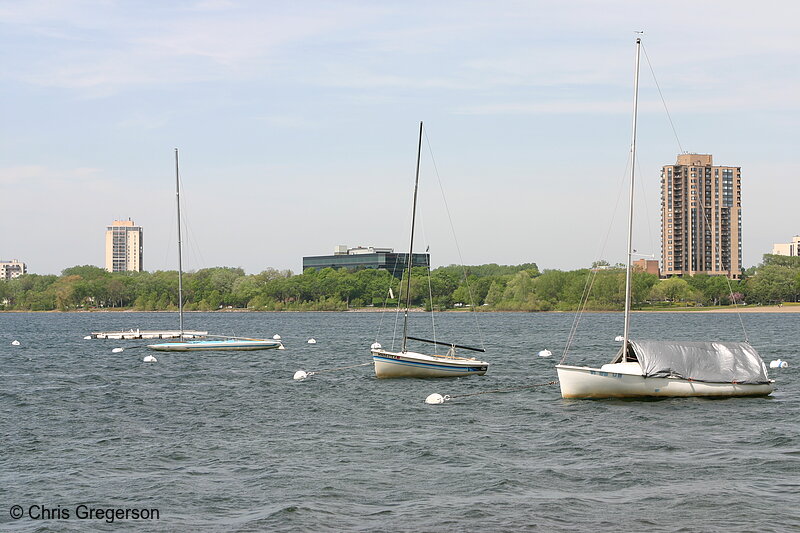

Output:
xmin=555 ymin=37 xmax=773 ymax=398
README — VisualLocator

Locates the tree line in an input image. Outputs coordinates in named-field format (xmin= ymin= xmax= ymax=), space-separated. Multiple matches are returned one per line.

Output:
xmin=0 ymin=255 xmax=798 ymax=312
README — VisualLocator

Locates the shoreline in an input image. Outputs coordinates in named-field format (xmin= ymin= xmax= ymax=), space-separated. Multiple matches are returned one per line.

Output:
xmin=637 ymin=305 xmax=800 ymax=314
xmin=2 ymin=305 xmax=799 ymax=314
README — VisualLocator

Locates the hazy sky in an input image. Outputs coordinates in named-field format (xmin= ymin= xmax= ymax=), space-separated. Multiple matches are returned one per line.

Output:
xmin=1 ymin=1 xmax=798 ymax=275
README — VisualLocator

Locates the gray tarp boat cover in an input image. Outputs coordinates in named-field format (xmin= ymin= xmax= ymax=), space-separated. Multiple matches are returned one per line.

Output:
xmin=629 ymin=340 xmax=770 ymax=384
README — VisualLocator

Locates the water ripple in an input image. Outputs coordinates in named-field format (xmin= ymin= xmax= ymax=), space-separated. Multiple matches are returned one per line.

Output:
xmin=0 ymin=311 xmax=797 ymax=531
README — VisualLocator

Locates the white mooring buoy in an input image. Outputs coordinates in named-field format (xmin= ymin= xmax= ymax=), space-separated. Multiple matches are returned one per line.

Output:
xmin=273 ymin=334 xmax=282 ymax=340
xmin=371 ymin=342 xmax=382 ymax=350
xmin=112 ymin=347 xmax=125 ymax=353
xmin=83 ymin=335 xmax=92 ymax=340
xmin=307 ymin=338 xmax=317 ymax=344
xmin=615 ymin=335 xmax=625 ymax=342
xmin=293 ymin=370 xmax=309 ymax=380
xmin=538 ymin=349 xmax=552 ymax=358
xmin=425 ymin=393 xmax=449 ymax=405
xmin=11 ymin=340 xmax=20 ymax=346
xmin=143 ymin=354 xmax=157 ymax=363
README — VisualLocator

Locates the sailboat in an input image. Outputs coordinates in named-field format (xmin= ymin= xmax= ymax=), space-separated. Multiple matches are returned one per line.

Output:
xmin=554 ymin=37 xmax=773 ymax=398
xmin=146 ymin=149 xmax=283 ymax=353
xmin=370 ymin=122 xmax=489 ymax=378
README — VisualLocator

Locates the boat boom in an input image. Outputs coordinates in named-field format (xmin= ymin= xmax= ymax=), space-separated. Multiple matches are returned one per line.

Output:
xmin=405 ymin=335 xmax=486 ymax=353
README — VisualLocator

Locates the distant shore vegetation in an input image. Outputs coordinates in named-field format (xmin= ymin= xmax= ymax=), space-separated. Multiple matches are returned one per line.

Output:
xmin=1 ymin=255 xmax=798 ymax=312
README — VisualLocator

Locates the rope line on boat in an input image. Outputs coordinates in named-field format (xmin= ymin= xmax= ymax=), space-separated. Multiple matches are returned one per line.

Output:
xmin=424 ymin=129 xmax=486 ymax=352
xmin=311 ymin=361 xmax=374 ymax=374
xmin=562 ymin=158 xmax=632 ymax=365
xmin=418 ymin=214 xmax=438 ymax=345
xmin=641 ymin=42 xmax=684 ymax=154
xmin=111 ymin=345 xmax=145 ymax=353
xmin=426 ymin=381 xmax=558 ymax=404
xmin=695 ymin=197 xmax=750 ymax=343
xmin=374 ymin=260 xmax=403 ymax=351
xmin=293 ymin=361 xmax=373 ymax=380
xmin=697 ymin=203 xmax=747 ymax=328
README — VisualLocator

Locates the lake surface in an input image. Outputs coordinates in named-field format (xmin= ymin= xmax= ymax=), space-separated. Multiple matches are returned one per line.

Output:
xmin=1 ymin=311 xmax=798 ymax=532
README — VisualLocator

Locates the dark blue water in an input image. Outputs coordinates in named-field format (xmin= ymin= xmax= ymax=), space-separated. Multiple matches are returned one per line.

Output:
xmin=1 ymin=311 xmax=798 ymax=532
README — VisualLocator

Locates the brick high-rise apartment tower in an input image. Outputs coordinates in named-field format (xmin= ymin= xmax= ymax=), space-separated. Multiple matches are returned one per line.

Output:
xmin=661 ymin=154 xmax=741 ymax=279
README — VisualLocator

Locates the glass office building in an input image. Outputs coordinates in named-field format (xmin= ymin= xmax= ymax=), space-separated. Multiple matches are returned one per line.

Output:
xmin=303 ymin=246 xmax=429 ymax=278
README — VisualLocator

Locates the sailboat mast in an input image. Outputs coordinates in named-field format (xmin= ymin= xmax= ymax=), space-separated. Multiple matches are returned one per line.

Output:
xmin=175 ymin=148 xmax=184 ymax=338
xmin=622 ymin=37 xmax=642 ymax=360
xmin=401 ymin=121 xmax=424 ymax=353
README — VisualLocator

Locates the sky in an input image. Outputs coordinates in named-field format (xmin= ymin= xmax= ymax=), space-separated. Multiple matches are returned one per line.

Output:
xmin=1 ymin=0 xmax=798 ymax=275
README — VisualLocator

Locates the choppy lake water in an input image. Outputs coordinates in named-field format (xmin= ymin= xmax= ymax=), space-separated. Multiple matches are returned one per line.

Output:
xmin=1 ymin=311 xmax=798 ymax=532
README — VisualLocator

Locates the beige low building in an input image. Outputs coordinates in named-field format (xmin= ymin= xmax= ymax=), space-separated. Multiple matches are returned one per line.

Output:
xmin=105 ymin=219 xmax=143 ymax=272
xmin=0 ymin=259 xmax=26 ymax=280
xmin=772 ymin=236 xmax=800 ymax=257
xmin=661 ymin=154 xmax=742 ymax=279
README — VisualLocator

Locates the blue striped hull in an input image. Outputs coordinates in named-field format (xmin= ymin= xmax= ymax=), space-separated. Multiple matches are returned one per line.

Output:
xmin=148 ymin=339 xmax=282 ymax=352
xmin=372 ymin=350 xmax=489 ymax=379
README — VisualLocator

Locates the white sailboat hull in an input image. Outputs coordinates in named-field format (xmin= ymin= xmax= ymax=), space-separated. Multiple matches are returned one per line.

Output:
xmin=553 ymin=40 xmax=777 ymax=400
xmin=555 ymin=364 xmax=774 ymax=399
xmin=372 ymin=349 xmax=488 ymax=379
xmin=148 ymin=339 xmax=282 ymax=352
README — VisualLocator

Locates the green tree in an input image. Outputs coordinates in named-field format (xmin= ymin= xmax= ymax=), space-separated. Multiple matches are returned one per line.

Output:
xmin=534 ymin=270 xmax=568 ymax=303
xmin=745 ymin=265 xmax=799 ymax=304
xmin=631 ymin=272 xmax=658 ymax=307
xmin=590 ymin=271 xmax=625 ymax=308
xmin=503 ymin=271 xmax=535 ymax=302
xmin=649 ymin=277 xmax=694 ymax=303
xmin=484 ymin=281 xmax=504 ymax=307
xmin=53 ymin=275 xmax=81 ymax=310
xmin=762 ymin=254 xmax=800 ymax=269
xmin=62 ymin=265 xmax=110 ymax=280
xmin=231 ymin=276 xmax=260 ymax=307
